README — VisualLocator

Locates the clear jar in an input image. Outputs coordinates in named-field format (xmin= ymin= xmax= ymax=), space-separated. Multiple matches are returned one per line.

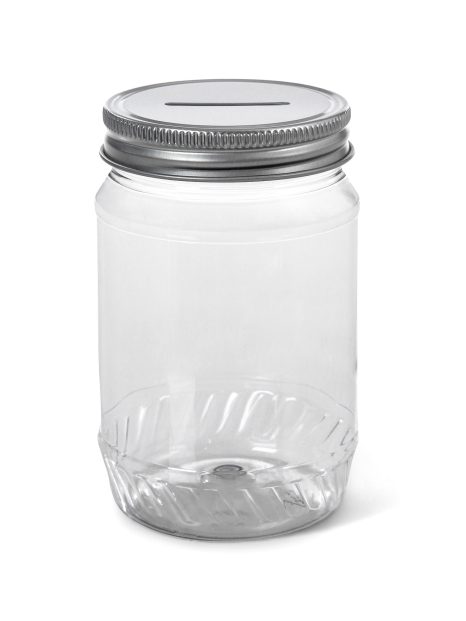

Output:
xmin=97 ymin=80 xmax=359 ymax=539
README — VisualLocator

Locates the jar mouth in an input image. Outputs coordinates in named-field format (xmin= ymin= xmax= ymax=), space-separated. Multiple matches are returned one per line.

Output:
xmin=100 ymin=141 xmax=354 ymax=182
xmin=107 ymin=166 xmax=347 ymax=198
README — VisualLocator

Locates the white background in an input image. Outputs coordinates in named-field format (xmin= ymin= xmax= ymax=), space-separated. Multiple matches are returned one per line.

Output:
xmin=2 ymin=1 xmax=465 ymax=619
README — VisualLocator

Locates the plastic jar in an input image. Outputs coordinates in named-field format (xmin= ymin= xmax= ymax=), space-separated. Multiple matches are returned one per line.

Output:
xmin=96 ymin=80 xmax=359 ymax=539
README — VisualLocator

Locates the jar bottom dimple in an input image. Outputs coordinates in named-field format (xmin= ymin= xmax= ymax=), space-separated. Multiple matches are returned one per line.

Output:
xmin=99 ymin=378 xmax=357 ymax=539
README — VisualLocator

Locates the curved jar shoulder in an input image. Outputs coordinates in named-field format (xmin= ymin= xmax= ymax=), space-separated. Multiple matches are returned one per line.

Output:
xmin=96 ymin=169 xmax=359 ymax=244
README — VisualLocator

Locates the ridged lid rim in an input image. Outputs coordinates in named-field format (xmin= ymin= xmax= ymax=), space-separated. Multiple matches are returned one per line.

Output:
xmin=101 ymin=79 xmax=353 ymax=180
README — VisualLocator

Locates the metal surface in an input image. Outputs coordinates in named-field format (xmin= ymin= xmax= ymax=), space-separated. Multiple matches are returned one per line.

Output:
xmin=101 ymin=80 xmax=353 ymax=180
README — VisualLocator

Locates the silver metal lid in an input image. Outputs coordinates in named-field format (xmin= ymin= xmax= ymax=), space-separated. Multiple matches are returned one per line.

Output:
xmin=101 ymin=80 xmax=353 ymax=181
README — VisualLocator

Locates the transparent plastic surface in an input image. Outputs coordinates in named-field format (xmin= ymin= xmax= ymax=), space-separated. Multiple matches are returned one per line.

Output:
xmin=96 ymin=170 xmax=359 ymax=539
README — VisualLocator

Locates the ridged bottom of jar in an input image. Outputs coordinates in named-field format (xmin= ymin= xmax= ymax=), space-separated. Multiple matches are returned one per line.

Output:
xmin=99 ymin=378 xmax=357 ymax=540
xmin=101 ymin=452 xmax=354 ymax=539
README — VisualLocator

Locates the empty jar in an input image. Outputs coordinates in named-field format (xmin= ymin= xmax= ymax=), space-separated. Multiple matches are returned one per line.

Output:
xmin=96 ymin=80 xmax=359 ymax=539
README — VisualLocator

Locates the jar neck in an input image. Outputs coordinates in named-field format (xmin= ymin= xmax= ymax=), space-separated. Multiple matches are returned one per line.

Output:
xmin=108 ymin=167 xmax=346 ymax=202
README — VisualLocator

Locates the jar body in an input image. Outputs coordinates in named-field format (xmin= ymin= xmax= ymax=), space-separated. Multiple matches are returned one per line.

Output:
xmin=96 ymin=169 xmax=359 ymax=539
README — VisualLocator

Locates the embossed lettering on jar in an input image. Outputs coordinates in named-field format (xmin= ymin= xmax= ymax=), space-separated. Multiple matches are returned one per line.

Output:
xmin=96 ymin=80 xmax=359 ymax=539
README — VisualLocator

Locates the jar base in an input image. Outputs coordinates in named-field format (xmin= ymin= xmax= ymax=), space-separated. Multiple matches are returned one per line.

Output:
xmin=102 ymin=452 xmax=353 ymax=539
xmin=99 ymin=378 xmax=356 ymax=540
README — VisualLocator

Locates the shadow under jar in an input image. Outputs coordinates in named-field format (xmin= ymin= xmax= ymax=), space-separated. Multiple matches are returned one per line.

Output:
xmin=96 ymin=80 xmax=359 ymax=539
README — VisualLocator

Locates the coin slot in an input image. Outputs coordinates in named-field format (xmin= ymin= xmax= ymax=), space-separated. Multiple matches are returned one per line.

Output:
xmin=164 ymin=101 xmax=290 ymax=107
